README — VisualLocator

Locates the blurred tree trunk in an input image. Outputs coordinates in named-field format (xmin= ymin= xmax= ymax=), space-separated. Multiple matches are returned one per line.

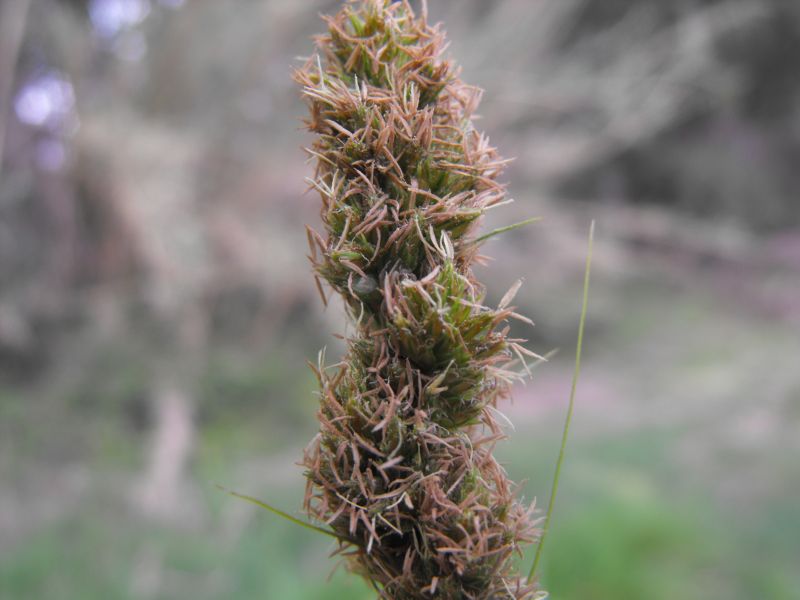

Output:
xmin=139 ymin=379 xmax=195 ymax=518
xmin=0 ymin=0 xmax=31 ymax=171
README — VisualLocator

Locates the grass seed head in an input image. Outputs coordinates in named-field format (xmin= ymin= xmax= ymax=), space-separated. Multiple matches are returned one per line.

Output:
xmin=295 ymin=2 xmax=540 ymax=598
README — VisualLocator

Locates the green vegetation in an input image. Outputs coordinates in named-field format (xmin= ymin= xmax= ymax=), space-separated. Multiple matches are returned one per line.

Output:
xmin=3 ymin=412 xmax=798 ymax=600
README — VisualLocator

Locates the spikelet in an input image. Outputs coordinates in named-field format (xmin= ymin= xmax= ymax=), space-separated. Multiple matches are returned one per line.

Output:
xmin=295 ymin=2 xmax=540 ymax=598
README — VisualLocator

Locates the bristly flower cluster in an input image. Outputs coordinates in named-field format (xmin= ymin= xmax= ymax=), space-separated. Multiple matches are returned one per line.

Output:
xmin=294 ymin=2 xmax=540 ymax=598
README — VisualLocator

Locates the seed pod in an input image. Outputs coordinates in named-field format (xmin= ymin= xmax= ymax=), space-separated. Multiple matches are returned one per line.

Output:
xmin=295 ymin=2 xmax=540 ymax=598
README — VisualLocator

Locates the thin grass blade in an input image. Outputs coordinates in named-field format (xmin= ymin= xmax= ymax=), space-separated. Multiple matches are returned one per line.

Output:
xmin=474 ymin=217 xmax=542 ymax=245
xmin=529 ymin=220 xmax=595 ymax=581
xmin=217 ymin=485 xmax=345 ymax=541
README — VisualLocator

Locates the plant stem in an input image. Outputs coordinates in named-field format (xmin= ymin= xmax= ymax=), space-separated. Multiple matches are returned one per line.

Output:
xmin=529 ymin=220 xmax=595 ymax=581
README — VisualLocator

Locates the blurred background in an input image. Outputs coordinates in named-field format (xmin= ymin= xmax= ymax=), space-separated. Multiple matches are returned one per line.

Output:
xmin=1 ymin=0 xmax=799 ymax=598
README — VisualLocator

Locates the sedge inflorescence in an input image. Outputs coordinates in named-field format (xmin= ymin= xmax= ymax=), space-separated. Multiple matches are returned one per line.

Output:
xmin=295 ymin=1 xmax=541 ymax=598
